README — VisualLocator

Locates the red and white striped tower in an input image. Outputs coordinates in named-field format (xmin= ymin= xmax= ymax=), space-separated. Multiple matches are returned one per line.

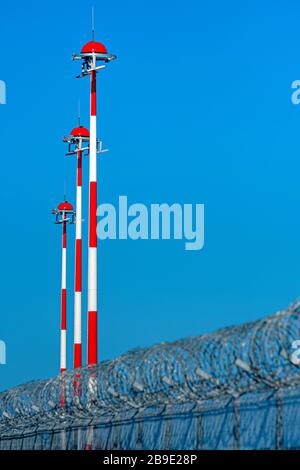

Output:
xmin=52 ymin=201 xmax=75 ymax=373
xmin=64 ymin=125 xmax=90 ymax=369
xmin=73 ymin=37 xmax=116 ymax=366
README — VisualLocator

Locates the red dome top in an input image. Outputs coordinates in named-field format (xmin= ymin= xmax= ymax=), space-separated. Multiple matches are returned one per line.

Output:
xmin=70 ymin=126 xmax=90 ymax=138
xmin=81 ymin=40 xmax=107 ymax=54
xmin=58 ymin=201 xmax=74 ymax=211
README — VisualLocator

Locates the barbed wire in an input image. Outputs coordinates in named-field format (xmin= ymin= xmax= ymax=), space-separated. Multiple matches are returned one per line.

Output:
xmin=1 ymin=300 xmax=300 ymax=441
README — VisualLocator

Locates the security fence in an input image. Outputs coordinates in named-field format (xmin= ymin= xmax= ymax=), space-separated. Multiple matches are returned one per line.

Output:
xmin=1 ymin=300 xmax=300 ymax=449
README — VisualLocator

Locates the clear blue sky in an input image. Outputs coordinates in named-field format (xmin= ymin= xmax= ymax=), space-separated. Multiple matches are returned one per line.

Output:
xmin=1 ymin=0 xmax=300 ymax=391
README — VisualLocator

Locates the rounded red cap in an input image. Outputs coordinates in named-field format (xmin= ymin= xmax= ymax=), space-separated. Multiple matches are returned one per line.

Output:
xmin=70 ymin=126 xmax=90 ymax=138
xmin=58 ymin=201 xmax=74 ymax=211
xmin=81 ymin=40 xmax=107 ymax=54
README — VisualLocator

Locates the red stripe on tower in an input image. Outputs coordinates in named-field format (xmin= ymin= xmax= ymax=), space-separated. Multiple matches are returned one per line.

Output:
xmin=74 ymin=343 xmax=82 ymax=368
xmin=88 ymin=310 xmax=98 ymax=365
xmin=63 ymin=220 xmax=67 ymax=248
xmin=75 ymin=239 xmax=82 ymax=292
xmin=77 ymin=149 xmax=82 ymax=187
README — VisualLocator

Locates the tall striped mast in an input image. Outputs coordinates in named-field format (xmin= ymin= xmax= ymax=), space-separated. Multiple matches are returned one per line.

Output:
xmin=64 ymin=121 xmax=90 ymax=368
xmin=52 ymin=200 xmax=75 ymax=373
xmin=72 ymin=20 xmax=116 ymax=366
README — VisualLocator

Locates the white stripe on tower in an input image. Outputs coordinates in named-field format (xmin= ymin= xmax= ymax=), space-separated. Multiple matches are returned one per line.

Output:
xmin=74 ymin=143 xmax=82 ymax=369
xmin=61 ymin=219 xmax=67 ymax=373
xmin=87 ymin=69 xmax=98 ymax=366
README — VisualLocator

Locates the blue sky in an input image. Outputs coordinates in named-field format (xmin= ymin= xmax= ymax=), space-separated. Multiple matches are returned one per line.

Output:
xmin=1 ymin=0 xmax=300 ymax=390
